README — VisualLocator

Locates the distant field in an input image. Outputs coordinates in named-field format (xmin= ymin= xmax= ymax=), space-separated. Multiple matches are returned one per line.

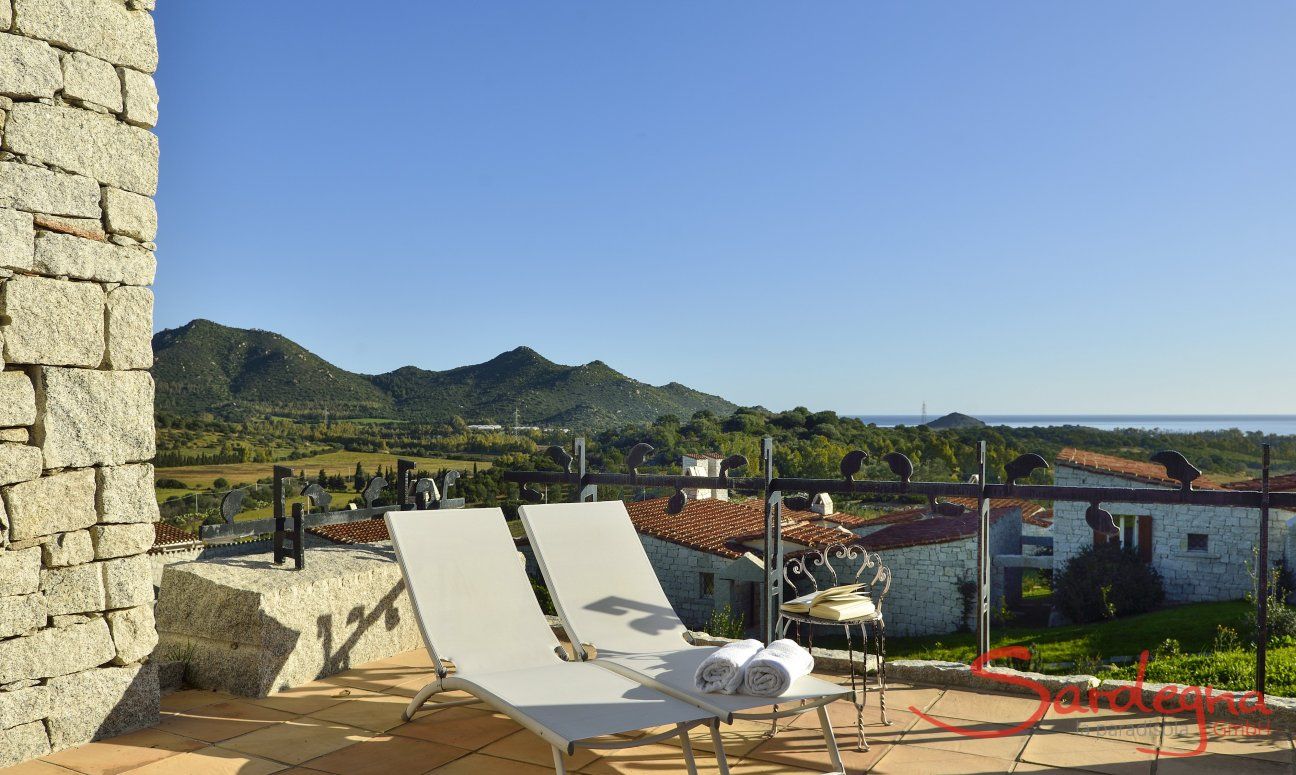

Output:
xmin=156 ymin=449 xmax=492 ymax=490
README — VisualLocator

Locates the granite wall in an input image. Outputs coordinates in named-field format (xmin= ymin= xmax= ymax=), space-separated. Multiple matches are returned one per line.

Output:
xmin=0 ymin=0 xmax=160 ymax=765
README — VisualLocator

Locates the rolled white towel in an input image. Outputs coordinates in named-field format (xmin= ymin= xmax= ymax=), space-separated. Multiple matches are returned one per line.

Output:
xmin=693 ymin=639 xmax=763 ymax=694
xmin=742 ymin=639 xmax=814 ymax=697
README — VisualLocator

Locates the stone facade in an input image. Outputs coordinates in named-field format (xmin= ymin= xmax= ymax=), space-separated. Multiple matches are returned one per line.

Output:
xmin=638 ymin=534 xmax=734 ymax=629
xmin=1053 ymin=466 xmax=1294 ymax=604
xmin=0 ymin=0 xmax=160 ymax=765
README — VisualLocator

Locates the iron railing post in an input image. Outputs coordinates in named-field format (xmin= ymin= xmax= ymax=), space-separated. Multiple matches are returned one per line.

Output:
xmin=976 ymin=441 xmax=991 ymax=658
xmin=761 ymin=437 xmax=781 ymax=645
xmin=1257 ymin=443 xmax=1271 ymax=698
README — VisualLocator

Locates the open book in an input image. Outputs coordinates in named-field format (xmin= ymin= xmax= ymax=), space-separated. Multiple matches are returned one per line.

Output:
xmin=780 ymin=583 xmax=876 ymax=621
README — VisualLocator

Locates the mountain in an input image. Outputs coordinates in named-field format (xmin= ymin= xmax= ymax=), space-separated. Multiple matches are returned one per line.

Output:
xmin=925 ymin=411 xmax=986 ymax=430
xmin=152 ymin=320 xmax=737 ymax=427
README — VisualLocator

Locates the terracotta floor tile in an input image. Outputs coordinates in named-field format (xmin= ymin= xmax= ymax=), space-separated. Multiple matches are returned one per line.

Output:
xmin=389 ymin=706 xmax=521 ymax=750
xmin=4 ymin=761 xmax=81 ymax=774
xmin=655 ymin=717 xmax=774 ymax=758
xmin=869 ymin=744 xmax=1016 ymax=774
xmin=1020 ymin=730 xmax=1156 ymax=775
xmin=303 ymin=735 xmax=468 ymax=775
xmin=1011 ymin=763 xmax=1098 ymax=774
xmin=867 ymin=681 xmax=946 ymax=716
xmin=480 ymin=729 xmax=601 ymax=770
xmin=378 ymin=650 xmax=436 ymax=669
xmin=902 ymin=713 xmax=1033 ymax=761
xmin=246 ymin=682 xmax=380 ymax=716
xmin=785 ymin=698 xmax=918 ymax=746
xmin=155 ymin=700 xmax=298 ymax=744
xmin=321 ymin=663 xmax=436 ymax=694
xmin=1160 ymin=719 xmax=1293 ymax=762
xmin=926 ymin=688 xmax=1050 ymax=727
xmin=1155 ymin=750 xmax=1293 ymax=774
xmin=308 ymin=692 xmax=412 ymax=733
xmin=217 ymin=717 xmax=371 ymax=766
xmin=427 ymin=753 xmax=555 ymax=774
xmin=159 ymin=690 xmax=237 ymax=714
xmin=42 ymin=728 xmax=205 ymax=775
xmin=121 ymin=746 xmax=287 ymax=775
xmin=1038 ymin=710 xmax=1164 ymax=748
xmin=743 ymin=725 xmax=889 ymax=772
xmin=575 ymin=743 xmax=737 ymax=774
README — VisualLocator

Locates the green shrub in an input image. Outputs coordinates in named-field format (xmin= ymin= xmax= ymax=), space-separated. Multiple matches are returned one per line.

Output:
xmin=705 ymin=604 xmax=746 ymax=640
xmin=156 ymin=478 xmax=189 ymax=489
xmin=1054 ymin=543 xmax=1164 ymax=623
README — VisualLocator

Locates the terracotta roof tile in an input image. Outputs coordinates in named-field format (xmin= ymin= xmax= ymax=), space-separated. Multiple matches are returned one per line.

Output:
xmin=150 ymin=522 xmax=200 ymax=554
xmin=311 ymin=519 xmax=391 ymax=545
xmin=626 ymin=497 xmax=855 ymax=559
xmin=858 ymin=507 xmax=1017 ymax=552
xmin=1224 ymin=473 xmax=1296 ymax=492
xmin=1056 ymin=448 xmax=1223 ymax=490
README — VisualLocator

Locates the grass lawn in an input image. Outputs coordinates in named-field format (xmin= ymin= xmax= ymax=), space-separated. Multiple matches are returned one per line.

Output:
xmin=156 ymin=449 xmax=492 ymax=490
xmin=884 ymin=600 xmax=1254 ymax=666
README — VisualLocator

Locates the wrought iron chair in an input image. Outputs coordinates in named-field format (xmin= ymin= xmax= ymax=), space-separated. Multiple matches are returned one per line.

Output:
xmin=778 ymin=543 xmax=892 ymax=751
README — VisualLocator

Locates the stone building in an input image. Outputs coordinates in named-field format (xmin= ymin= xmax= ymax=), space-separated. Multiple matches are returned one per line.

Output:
xmin=1052 ymin=448 xmax=1296 ymax=604
xmin=0 ymin=0 xmax=161 ymax=765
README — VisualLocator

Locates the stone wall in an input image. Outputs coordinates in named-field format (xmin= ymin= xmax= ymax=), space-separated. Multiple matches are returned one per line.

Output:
xmin=0 ymin=0 xmax=159 ymax=765
xmin=638 ymin=534 xmax=733 ymax=629
xmin=1053 ymin=466 xmax=1292 ymax=604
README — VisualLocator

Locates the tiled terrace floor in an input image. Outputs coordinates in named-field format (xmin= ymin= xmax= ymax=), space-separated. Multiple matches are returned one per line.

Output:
xmin=5 ymin=649 xmax=1294 ymax=774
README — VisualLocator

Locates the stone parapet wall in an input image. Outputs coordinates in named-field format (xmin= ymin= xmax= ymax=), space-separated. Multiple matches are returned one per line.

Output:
xmin=0 ymin=0 xmax=159 ymax=766
xmin=638 ymin=534 xmax=732 ymax=629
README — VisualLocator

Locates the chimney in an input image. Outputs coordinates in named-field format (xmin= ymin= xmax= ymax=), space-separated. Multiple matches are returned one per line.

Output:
xmin=681 ymin=453 xmax=729 ymax=501
xmin=811 ymin=493 xmax=834 ymax=516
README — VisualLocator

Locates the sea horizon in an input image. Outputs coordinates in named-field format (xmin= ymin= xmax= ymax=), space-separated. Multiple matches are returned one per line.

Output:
xmin=846 ymin=414 xmax=1296 ymax=435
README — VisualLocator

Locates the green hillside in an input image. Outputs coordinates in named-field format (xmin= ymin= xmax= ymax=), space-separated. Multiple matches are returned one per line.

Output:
xmin=152 ymin=320 xmax=736 ymax=427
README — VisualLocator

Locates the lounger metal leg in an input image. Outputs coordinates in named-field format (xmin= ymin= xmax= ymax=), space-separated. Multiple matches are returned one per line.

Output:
xmin=817 ymin=704 xmax=846 ymax=774
xmin=402 ymin=682 xmax=442 ymax=721
xmin=708 ymin=721 xmax=731 ymax=775
xmin=677 ymin=723 xmax=699 ymax=775
xmin=551 ymin=745 xmax=567 ymax=774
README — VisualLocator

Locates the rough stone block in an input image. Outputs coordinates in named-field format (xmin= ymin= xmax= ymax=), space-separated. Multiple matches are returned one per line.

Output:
xmin=155 ymin=544 xmax=423 ymax=696
xmin=32 ymin=212 xmax=106 ymax=242
xmin=118 ymin=67 xmax=157 ymax=128
xmin=45 ymin=664 xmax=158 ymax=750
xmin=101 ymin=187 xmax=156 ymax=241
xmin=0 ymin=32 xmax=60 ymax=98
xmin=0 ymin=547 xmax=40 ymax=596
xmin=0 ymin=720 xmax=50 ymax=767
xmin=33 ymin=368 xmax=155 ymax=469
xmin=0 ymin=617 xmax=115 ymax=684
xmin=96 ymin=464 xmax=158 ymax=524
xmin=0 ymin=370 xmax=36 ymax=427
xmin=0 ymin=428 xmax=28 ymax=443
xmin=101 ymin=553 xmax=152 ymax=609
xmin=14 ymin=0 xmax=157 ymax=72
xmin=33 ymin=231 xmax=154 ymax=285
xmin=41 ymin=560 xmax=106 ymax=615
xmin=105 ymin=286 xmax=152 ymax=369
xmin=0 ymin=443 xmax=40 ymax=486
xmin=0 ymin=593 xmax=45 ymax=638
xmin=90 ymin=523 xmax=153 ymax=560
xmin=41 ymin=529 xmax=93 ymax=567
xmin=0 ymin=684 xmax=50 ymax=730
xmin=106 ymin=604 xmax=156 ymax=664
xmin=0 ymin=208 xmax=34 ymax=271
xmin=2 ymin=468 xmax=96 ymax=541
xmin=0 ymin=162 xmax=101 ymax=218
xmin=61 ymin=51 xmax=122 ymax=112
xmin=3 ymin=103 xmax=158 ymax=195
xmin=0 ymin=0 xmax=9 ymax=30
xmin=0 ymin=275 xmax=105 ymax=367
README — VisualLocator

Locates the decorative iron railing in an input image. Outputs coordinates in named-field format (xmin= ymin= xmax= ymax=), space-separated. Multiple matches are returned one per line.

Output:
xmin=504 ymin=438 xmax=1291 ymax=697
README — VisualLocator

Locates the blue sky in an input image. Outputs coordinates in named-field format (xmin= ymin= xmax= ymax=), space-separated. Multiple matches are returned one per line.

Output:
xmin=152 ymin=2 xmax=1296 ymax=415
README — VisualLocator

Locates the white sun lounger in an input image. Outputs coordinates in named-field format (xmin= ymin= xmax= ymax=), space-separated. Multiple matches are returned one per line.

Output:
xmin=520 ymin=500 xmax=852 ymax=773
xmin=385 ymin=507 xmax=725 ymax=774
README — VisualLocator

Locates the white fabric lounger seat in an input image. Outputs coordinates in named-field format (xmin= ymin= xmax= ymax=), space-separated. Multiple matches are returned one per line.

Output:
xmin=520 ymin=500 xmax=852 ymax=772
xmin=385 ymin=508 xmax=721 ymax=774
